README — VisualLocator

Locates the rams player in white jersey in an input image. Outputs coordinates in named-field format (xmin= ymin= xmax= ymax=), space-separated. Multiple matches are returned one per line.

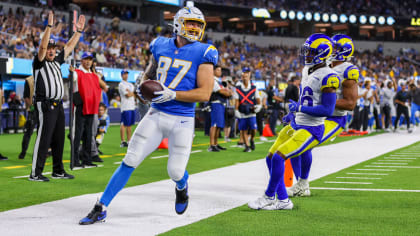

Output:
xmin=287 ymin=34 xmax=359 ymax=197
xmin=79 ymin=6 xmax=218 ymax=224
xmin=248 ymin=33 xmax=340 ymax=210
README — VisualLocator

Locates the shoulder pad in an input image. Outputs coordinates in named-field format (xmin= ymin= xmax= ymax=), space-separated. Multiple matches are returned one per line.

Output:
xmin=321 ymin=73 xmax=341 ymax=90
xmin=344 ymin=65 xmax=360 ymax=82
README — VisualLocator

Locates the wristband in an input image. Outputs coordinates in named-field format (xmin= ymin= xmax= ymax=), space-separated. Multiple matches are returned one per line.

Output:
xmin=77 ymin=29 xmax=83 ymax=33
xmin=47 ymin=24 xmax=53 ymax=28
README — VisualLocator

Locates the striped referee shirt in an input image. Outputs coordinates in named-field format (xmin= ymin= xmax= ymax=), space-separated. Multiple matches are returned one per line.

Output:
xmin=32 ymin=51 xmax=65 ymax=100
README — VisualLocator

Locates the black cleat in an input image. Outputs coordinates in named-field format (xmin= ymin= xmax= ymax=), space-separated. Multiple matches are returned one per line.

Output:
xmin=92 ymin=155 xmax=104 ymax=162
xmin=216 ymin=144 xmax=227 ymax=151
xmin=250 ymin=140 xmax=255 ymax=150
xmin=243 ymin=146 xmax=252 ymax=152
xmin=79 ymin=202 xmax=107 ymax=225
xmin=51 ymin=171 xmax=74 ymax=179
xmin=29 ymin=174 xmax=49 ymax=182
xmin=175 ymin=186 xmax=189 ymax=215
xmin=207 ymin=145 xmax=220 ymax=152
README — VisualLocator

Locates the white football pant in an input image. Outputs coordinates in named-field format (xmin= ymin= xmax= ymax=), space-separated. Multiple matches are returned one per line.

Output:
xmin=123 ymin=108 xmax=194 ymax=181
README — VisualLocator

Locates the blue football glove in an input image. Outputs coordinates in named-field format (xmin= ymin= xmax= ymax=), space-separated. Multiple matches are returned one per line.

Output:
xmin=152 ymin=82 xmax=176 ymax=103
xmin=288 ymin=99 xmax=300 ymax=112
xmin=282 ymin=112 xmax=295 ymax=124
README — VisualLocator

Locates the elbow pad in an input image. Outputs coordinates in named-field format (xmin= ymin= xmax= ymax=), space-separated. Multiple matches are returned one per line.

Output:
xmin=300 ymin=93 xmax=336 ymax=117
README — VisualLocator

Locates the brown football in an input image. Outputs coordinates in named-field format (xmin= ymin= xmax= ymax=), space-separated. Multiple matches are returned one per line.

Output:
xmin=140 ymin=80 xmax=163 ymax=101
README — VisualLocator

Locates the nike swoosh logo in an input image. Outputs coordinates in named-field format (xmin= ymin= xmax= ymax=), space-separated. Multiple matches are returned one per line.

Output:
xmin=181 ymin=121 xmax=188 ymax=123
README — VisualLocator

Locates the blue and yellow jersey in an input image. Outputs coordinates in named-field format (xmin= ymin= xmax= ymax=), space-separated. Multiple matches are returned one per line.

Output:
xmin=332 ymin=62 xmax=360 ymax=117
xmin=150 ymin=36 xmax=218 ymax=117
xmin=295 ymin=66 xmax=340 ymax=126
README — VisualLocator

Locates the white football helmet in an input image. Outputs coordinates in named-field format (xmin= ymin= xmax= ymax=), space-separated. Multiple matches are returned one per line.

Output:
xmin=173 ymin=6 xmax=206 ymax=42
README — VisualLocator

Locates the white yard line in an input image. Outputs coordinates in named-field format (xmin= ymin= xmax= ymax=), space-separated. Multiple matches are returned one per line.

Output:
xmin=310 ymin=187 xmax=420 ymax=192
xmin=371 ymin=162 xmax=408 ymax=165
xmin=324 ymin=181 xmax=373 ymax=184
xmin=1 ymin=130 xmax=420 ymax=236
xmin=384 ymin=157 xmax=417 ymax=160
xmin=346 ymin=173 xmax=389 ymax=175
xmin=357 ymin=169 xmax=396 ymax=171
xmin=336 ymin=177 xmax=381 ymax=180
xmin=365 ymin=165 xmax=420 ymax=168
xmin=377 ymin=160 xmax=412 ymax=162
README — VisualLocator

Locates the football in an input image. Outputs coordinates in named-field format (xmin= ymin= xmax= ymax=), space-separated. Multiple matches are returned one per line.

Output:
xmin=140 ymin=80 xmax=163 ymax=101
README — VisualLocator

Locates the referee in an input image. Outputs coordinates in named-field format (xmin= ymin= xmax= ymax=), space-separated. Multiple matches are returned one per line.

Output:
xmin=29 ymin=11 xmax=85 ymax=182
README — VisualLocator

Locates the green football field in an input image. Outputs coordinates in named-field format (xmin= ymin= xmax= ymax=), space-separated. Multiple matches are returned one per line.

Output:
xmin=1 ymin=125 xmax=419 ymax=235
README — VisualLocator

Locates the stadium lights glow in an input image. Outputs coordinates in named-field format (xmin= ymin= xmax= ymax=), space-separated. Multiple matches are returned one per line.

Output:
xmin=359 ymin=15 xmax=367 ymax=24
xmin=314 ymin=12 xmax=321 ymax=22
xmin=349 ymin=14 xmax=357 ymax=24
xmin=252 ymin=8 xmax=271 ymax=18
xmin=322 ymin=13 xmax=329 ymax=22
xmin=387 ymin=16 xmax=395 ymax=25
xmin=288 ymin=10 xmax=296 ymax=20
xmin=378 ymin=16 xmax=385 ymax=25
xmin=330 ymin=14 xmax=338 ymax=23
xmin=297 ymin=11 xmax=304 ymax=21
xmin=339 ymin=14 xmax=348 ymax=23
xmin=280 ymin=10 xmax=287 ymax=19
xmin=369 ymin=16 xmax=377 ymax=24
xmin=305 ymin=12 xmax=312 ymax=21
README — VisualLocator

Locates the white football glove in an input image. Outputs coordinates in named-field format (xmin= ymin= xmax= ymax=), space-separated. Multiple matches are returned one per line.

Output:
xmin=254 ymin=104 xmax=262 ymax=113
xmin=235 ymin=109 xmax=241 ymax=118
xmin=152 ymin=83 xmax=176 ymax=103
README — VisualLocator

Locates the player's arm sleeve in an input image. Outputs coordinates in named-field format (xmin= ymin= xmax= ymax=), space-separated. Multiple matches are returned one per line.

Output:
xmin=300 ymin=74 xmax=340 ymax=117
xmin=343 ymin=65 xmax=360 ymax=82
xmin=201 ymin=45 xmax=218 ymax=66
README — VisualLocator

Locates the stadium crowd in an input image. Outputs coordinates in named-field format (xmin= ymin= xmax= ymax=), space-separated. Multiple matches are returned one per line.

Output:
xmin=1 ymin=4 xmax=420 ymax=159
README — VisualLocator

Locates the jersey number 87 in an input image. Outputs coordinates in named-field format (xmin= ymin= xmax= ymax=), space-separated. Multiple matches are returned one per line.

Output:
xmin=156 ymin=56 xmax=192 ymax=89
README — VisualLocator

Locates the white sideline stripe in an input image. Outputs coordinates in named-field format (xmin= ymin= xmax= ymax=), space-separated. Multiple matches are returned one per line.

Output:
xmin=377 ymin=160 xmax=412 ymax=162
xmin=347 ymin=173 xmax=389 ymax=175
xmin=324 ymin=181 xmax=373 ymax=184
xmin=356 ymin=169 xmax=396 ymax=171
xmin=389 ymin=154 xmax=416 ymax=156
xmin=150 ymin=150 xmax=202 ymax=159
xmin=384 ymin=157 xmax=417 ymax=160
xmin=2 ymin=128 xmax=420 ymax=236
xmin=365 ymin=165 xmax=420 ymax=168
xmin=311 ymin=187 xmax=420 ymax=192
xmin=336 ymin=177 xmax=381 ymax=180
xmin=13 ymin=165 xmax=104 ymax=179
xmin=372 ymin=162 xmax=408 ymax=165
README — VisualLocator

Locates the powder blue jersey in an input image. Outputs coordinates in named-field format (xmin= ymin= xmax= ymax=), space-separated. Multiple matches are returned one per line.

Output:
xmin=150 ymin=36 xmax=218 ymax=117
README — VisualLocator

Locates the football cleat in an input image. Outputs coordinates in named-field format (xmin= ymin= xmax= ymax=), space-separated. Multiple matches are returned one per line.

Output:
xmin=175 ymin=185 xmax=189 ymax=215
xmin=287 ymin=179 xmax=311 ymax=197
xmin=248 ymin=194 xmax=276 ymax=210
xmin=28 ymin=174 xmax=49 ymax=182
xmin=51 ymin=172 xmax=74 ymax=179
xmin=262 ymin=199 xmax=293 ymax=210
xmin=216 ymin=144 xmax=227 ymax=151
xmin=79 ymin=202 xmax=107 ymax=225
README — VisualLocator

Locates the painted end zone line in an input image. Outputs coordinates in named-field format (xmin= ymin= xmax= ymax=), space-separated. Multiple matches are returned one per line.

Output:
xmin=347 ymin=172 xmax=389 ymax=175
xmin=311 ymin=187 xmax=420 ymax=193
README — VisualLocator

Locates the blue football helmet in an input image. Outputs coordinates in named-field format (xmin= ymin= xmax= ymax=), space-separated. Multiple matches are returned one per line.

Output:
xmin=300 ymin=33 xmax=333 ymax=66
xmin=331 ymin=34 xmax=355 ymax=61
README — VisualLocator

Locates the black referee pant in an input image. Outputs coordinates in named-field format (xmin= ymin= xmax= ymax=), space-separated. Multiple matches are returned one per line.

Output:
xmin=73 ymin=105 xmax=94 ymax=165
xmin=394 ymin=105 xmax=410 ymax=129
xmin=20 ymin=110 xmax=37 ymax=159
xmin=32 ymin=101 xmax=65 ymax=176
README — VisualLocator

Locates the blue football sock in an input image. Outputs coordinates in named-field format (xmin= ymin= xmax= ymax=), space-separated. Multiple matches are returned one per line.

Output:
xmin=175 ymin=170 xmax=189 ymax=190
xmin=100 ymin=162 xmax=135 ymax=207
xmin=265 ymin=156 xmax=272 ymax=176
xmin=301 ymin=150 xmax=313 ymax=179
xmin=265 ymin=153 xmax=285 ymax=198
xmin=290 ymin=155 xmax=301 ymax=180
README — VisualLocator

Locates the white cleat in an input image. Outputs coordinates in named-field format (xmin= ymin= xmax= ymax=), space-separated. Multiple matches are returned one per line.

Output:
xmin=287 ymin=179 xmax=311 ymax=197
xmin=248 ymin=194 xmax=276 ymax=210
xmin=262 ymin=199 xmax=293 ymax=210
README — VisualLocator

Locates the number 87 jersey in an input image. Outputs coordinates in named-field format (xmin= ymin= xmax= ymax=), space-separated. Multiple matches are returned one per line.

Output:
xmin=295 ymin=65 xmax=341 ymax=126
xmin=150 ymin=36 xmax=218 ymax=117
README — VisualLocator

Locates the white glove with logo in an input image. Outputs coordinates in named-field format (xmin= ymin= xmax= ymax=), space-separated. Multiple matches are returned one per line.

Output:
xmin=152 ymin=83 xmax=176 ymax=103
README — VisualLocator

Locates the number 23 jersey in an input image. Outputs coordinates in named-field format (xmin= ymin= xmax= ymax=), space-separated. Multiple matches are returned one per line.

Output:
xmin=150 ymin=36 xmax=218 ymax=117
xmin=295 ymin=66 xmax=341 ymax=126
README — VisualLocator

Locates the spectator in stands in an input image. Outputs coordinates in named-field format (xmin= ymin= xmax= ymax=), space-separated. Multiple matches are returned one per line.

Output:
xmin=394 ymin=82 xmax=411 ymax=132
xmin=110 ymin=94 xmax=121 ymax=108
xmin=118 ymin=69 xmax=136 ymax=148
xmin=208 ymin=65 xmax=232 ymax=152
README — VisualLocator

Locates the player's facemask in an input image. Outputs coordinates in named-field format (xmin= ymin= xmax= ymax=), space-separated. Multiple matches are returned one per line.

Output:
xmin=179 ymin=18 xmax=206 ymax=42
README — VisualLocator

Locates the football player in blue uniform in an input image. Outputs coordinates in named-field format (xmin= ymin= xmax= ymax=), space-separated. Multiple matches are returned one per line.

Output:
xmin=287 ymin=34 xmax=359 ymax=197
xmin=79 ymin=6 xmax=218 ymax=225
xmin=248 ymin=34 xmax=340 ymax=210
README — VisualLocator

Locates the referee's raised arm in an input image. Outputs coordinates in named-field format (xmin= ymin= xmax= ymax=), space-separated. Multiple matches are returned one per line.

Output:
xmin=64 ymin=14 xmax=86 ymax=59
xmin=37 ymin=11 xmax=54 ymax=62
